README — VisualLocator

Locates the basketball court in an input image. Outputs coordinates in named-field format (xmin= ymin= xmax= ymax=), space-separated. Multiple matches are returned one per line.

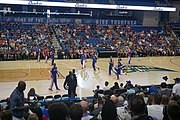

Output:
xmin=0 ymin=56 xmax=179 ymax=99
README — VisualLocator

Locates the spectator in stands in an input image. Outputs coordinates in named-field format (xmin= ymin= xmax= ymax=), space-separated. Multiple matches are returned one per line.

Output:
xmin=88 ymin=103 xmax=95 ymax=116
xmin=101 ymin=99 xmax=117 ymax=120
xmin=1 ymin=110 xmax=12 ymax=120
xmin=120 ymin=83 xmax=124 ymax=89
xmin=110 ymin=82 xmax=120 ymax=92
xmin=167 ymin=101 xmax=180 ymax=120
xmin=10 ymin=81 xmax=29 ymax=120
xmin=80 ymin=100 xmax=93 ymax=120
xmin=1 ymin=22 xmax=179 ymax=60
xmin=129 ymin=95 xmax=155 ymax=120
xmin=40 ymin=104 xmax=48 ymax=120
xmin=133 ymin=84 xmax=139 ymax=92
xmin=48 ymin=102 xmax=68 ymax=120
xmin=158 ymin=82 xmax=171 ymax=98
xmin=69 ymin=103 xmax=83 ymax=120
xmin=149 ymin=85 xmax=158 ymax=94
xmin=147 ymin=94 xmax=163 ymax=120
xmin=126 ymin=84 xmax=135 ymax=95
xmin=147 ymin=94 xmax=154 ymax=105
xmin=161 ymin=95 xmax=170 ymax=120
xmin=172 ymin=78 xmax=180 ymax=96
xmin=161 ymin=95 xmax=170 ymax=106
xmin=27 ymin=88 xmax=39 ymax=101
xmin=138 ymin=92 xmax=148 ymax=104
xmin=93 ymin=85 xmax=101 ymax=98
xmin=28 ymin=113 xmax=38 ymax=120
xmin=110 ymin=95 xmax=118 ymax=106
xmin=124 ymin=80 xmax=132 ymax=88
xmin=30 ymin=107 xmax=43 ymax=120
xmin=93 ymin=97 xmax=104 ymax=117
xmin=116 ymin=96 xmax=131 ymax=120
xmin=170 ymin=95 xmax=180 ymax=102
xmin=103 ymin=81 xmax=110 ymax=91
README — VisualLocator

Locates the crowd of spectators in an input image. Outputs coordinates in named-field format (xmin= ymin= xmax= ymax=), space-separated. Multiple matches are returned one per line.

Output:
xmin=54 ymin=23 xmax=180 ymax=59
xmin=0 ymin=22 xmax=53 ymax=60
xmin=0 ymin=77 xmax=180 ymax=120
xmin=0 ymin=22 xmax=179 ymax=61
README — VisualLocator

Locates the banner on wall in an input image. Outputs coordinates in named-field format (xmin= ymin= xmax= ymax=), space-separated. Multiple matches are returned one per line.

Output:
xmin=2 ymin=17 xmax=143 ymax=25
xmin=0 ymin=0 xmax=176 ymax=12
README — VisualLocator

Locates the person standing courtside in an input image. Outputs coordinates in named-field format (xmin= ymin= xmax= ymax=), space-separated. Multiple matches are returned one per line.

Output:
xmin=49 ymin=63 xmax=60 ymax=91
xmin=64 ymin=70 xmax=77 ymax=98
xmin=172 ymin=78 xmax=180 ymax=96
xmin=10 ymin=81 xmax=29 ymax=120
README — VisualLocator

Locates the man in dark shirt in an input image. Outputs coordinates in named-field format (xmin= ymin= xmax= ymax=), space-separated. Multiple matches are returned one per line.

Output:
xmin=64 ymin=70 xmax=77 ymax=98
xmin=10 ymin=81 xmax=29 ymax=120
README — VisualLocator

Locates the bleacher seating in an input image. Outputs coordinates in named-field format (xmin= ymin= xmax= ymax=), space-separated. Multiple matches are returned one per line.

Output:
xmin=96 ymin=0 xmax=109 ymax=4
xmin=114 ymin=0 xmax=156 ymax=6
xmin=0 ymin=21 xmax=178 ymax=61
xmin=131 ymin=26 xmax=162 ymax=32
xmin=170 ymin=23 xmax=180 ymax=28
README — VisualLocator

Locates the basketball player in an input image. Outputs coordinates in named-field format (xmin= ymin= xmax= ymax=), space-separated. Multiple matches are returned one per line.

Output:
xmin=92 ymin=52 xmax=99 ymax=71
xmin=127 ymin=48 xmax=132 ymax=64
xmin=49 ymin=63 xmax=60 ymax=91
xmin=115 ymin=58 xmax=123 ymax=80
xmin=37 ymin=48 xmax=41 ymax=62
xmin=81 ymin=51 xmax=86 ymax=69
xmin=44 ymin=48 xmax=49 ymax=63
xmin=109 ymin=56 xmax=114 ymax=75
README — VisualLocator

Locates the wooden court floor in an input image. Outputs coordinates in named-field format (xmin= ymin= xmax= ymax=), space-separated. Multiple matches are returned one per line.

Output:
xmin=0 ymin=56 xmax=179 ymax=99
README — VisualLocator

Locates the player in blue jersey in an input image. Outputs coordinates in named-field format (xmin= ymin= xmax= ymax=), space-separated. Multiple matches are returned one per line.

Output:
xmin=92 ymin=52 xmax=100 ymax=71
xmin=81 ymin=52 xmax=86 ymax=69
xmin=109 ymin=56 xmax=114 ymax=75
xmin=49 ymin=63 xmax=60 ymax=91
xmin=37 ymin=48 xmax=41 ymax=62
xmin=50 ymin=49 xmax=55 ymax=66
xmin=115 ymin=58 xmax=123 ymax=80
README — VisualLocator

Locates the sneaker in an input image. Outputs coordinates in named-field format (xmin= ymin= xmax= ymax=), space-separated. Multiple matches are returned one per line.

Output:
xmin=48 ymin=88 xmax=53 ymax=91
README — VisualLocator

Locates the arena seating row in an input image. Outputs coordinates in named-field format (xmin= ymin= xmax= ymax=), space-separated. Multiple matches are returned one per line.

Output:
xmin=0 ymin=22 xmax=179 ymax=60
xmin=114 ymin=0 xmax=156 ymax=6
xmin=170 ymin=23 xmax=180 ymax=28
xmin=131 ymin=26 xmax=162 ymax=32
